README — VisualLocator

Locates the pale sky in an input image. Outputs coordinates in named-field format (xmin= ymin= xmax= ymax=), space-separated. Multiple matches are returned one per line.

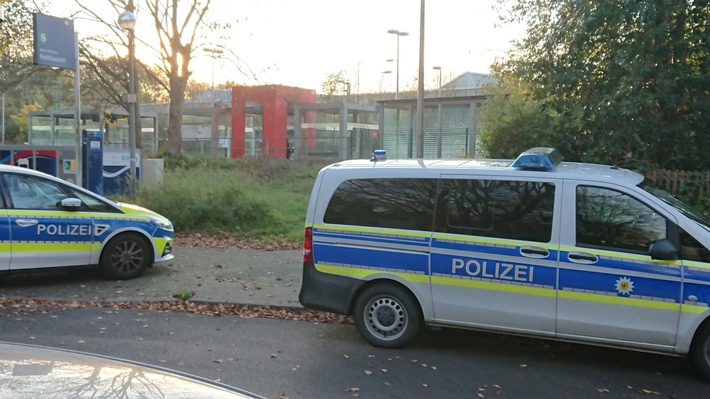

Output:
xmin=65 ymin=0 xmax=524 ymax=94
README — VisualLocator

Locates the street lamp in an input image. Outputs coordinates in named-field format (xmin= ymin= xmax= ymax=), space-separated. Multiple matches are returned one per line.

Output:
xmin=432 ymin=66 xmax=442 ymax=97
xmin=387 ymin=29 xmax=408 ymax=100
xmin=119 ymin=1 xmax=137 ymax=198
xmin=204 ymin=47 xmax=223 ymax=103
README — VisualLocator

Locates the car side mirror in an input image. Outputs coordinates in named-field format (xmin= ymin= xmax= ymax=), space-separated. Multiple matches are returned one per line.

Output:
xmin=649 ymin=238 xmax=678 ymax=261
xmin=60 ymin=197 xmax=82 ymax=209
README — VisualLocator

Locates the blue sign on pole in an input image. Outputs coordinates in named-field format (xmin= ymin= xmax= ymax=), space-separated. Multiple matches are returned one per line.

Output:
xmin=33 ymin=13 xmax=76 ymax=70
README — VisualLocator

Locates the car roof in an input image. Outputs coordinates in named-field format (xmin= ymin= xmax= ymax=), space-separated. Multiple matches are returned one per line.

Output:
xmin=0 ymin=341 xmax=265 ymax=399
xmin=322 ymin=158 xmax=645 ymax=186
xmin=0 ymin=164 xmax=63 ymax=180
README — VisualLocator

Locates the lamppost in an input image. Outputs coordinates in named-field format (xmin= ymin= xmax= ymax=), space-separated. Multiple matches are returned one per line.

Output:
xmin=387 ymin=29 xmax=408 ymax=100
xmin=204 ymin=47 xmax=223 ymax=103
xmin=118 ymin=1 xmax=137 ymax=198
xmin=432 ymin=66 xmax=442 ymax=97
xmin=432 ymin=66 xmax=443 ymax=157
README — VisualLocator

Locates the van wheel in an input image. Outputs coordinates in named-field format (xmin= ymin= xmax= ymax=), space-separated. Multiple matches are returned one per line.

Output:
xmin=100 ymin=233 xmax=152 ymax=280
xmin=354 ymin=284 xmax=421 ymax=348
xmin=690 ymin=323 xmax=710 ymax=381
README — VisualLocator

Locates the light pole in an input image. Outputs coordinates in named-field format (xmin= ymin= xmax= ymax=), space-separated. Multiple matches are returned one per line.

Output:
xmin=387 ymin=29 xmax=408 ymax=100
xmin=433 ymin=66 xmax=443 ymax=158
xmin=119 ymin=1 xmax=137 ymax=198
xmin=432 ymin=66 xmax=442 ymax=97
xmin=380 ymin=70 xmax=392 ymax=94
xmin=204 ymin=47 xmax=223 ymax=103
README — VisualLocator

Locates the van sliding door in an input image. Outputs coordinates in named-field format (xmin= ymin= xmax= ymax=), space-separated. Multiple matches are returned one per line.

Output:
xmin=429 ymin=176 xmax=561 ymax=335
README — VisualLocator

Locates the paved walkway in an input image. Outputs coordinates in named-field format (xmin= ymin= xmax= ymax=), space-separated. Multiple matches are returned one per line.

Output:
xmin=0 ymin=246 xmax=303 ymax=308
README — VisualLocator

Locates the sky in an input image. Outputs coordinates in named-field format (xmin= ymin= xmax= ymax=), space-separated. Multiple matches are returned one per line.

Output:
xmin=65 ymin=0 xmax=525 ymax=94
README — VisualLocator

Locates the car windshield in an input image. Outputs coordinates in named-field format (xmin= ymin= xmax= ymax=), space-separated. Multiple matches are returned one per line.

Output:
xmin=639 ymin=179 xmax=710 ymax=231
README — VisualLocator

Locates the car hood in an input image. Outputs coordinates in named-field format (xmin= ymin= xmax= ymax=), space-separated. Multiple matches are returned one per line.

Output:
xmin=0 ymin=342 xmax=263 ymax=399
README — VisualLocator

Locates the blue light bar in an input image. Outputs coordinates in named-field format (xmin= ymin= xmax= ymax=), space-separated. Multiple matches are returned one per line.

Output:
xmin=511 ymin=147 xmax=563 ymax=170
xmin=370 ymin=149 xmax=388 ymax=162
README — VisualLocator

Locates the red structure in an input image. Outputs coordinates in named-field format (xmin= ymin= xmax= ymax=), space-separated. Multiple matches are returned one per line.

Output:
xmin=231 ymin=85 xmax=316 ymax=159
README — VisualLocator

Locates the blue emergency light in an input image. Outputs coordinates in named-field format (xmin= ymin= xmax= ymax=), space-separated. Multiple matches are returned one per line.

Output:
xmin=511 ymin=147 xmax=563 ymax=170
xmin=371 ymin=149 xmax=388 ymax=162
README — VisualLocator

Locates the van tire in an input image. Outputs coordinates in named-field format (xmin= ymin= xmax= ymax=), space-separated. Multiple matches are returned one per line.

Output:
xmin=100 ymin=233 xmax=152 ymax=280
xmin=690 ymin=323 xmax=710 ymax=381
xmin=354 ymin=284 xmax=421 ymax=348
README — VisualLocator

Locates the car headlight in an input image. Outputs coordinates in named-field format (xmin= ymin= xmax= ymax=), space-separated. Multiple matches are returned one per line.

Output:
xmin=149 ymin=216 xmax=174 ymax=231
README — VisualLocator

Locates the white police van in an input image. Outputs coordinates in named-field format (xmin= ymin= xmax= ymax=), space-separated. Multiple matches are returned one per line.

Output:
xmin=298 ymin=148 xmax=710 ymax=380
xmin=0 ymin=164 xmax=174 ymax=280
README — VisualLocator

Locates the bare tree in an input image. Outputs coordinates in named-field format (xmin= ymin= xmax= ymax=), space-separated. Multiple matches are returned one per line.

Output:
xmin=75 ymin=0 xmax=222 ymax=155
xmin=145 ymin=0 xmax=212 ymax=156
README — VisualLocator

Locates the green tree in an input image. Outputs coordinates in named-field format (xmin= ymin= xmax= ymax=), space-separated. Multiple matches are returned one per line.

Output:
xmin=0 ymin=0 xmax=43 ymax=93
xmin=488 ymin=0 xmax=710 ymax=170
xmin=10 ymin=102 xmax=42 ymax=142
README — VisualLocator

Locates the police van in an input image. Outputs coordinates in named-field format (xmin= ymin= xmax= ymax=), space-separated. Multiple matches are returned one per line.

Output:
xmin=298 ymin=148 xmax=710 ymax=380
xmin=0 ymin=164 xmax=174 ymax=280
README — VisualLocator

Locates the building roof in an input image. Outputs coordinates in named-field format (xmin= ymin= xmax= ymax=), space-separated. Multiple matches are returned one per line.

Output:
xmin=442 ymin=72 xmax=495 ymax=91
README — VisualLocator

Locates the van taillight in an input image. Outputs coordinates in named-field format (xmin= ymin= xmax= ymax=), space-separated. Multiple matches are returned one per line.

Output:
xmin=303 ymin=227 xmax=313 ymax=263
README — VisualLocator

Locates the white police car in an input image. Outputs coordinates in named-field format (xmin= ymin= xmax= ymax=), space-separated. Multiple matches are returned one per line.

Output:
xmin=299 ymin=148 xmax=710 ymax=381
xmin=0 ymin=164 xmax=173 ymax=280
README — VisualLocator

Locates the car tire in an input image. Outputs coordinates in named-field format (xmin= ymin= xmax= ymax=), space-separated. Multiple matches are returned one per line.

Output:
xmin=353 ymin=284 xmax=421 ymax=348
xmin=100 ymin=233 xmax=152 ymax=280
xmin=691 ymin=323 xmax=710 ymax=382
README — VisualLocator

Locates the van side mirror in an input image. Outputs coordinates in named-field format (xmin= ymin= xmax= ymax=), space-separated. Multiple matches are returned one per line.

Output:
xmin=649 ymin=239 xmax=678 ymax=261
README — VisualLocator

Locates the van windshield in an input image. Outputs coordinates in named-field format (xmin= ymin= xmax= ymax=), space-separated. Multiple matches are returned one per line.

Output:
xmin=639 ymin=180 xmax=710 ymax=231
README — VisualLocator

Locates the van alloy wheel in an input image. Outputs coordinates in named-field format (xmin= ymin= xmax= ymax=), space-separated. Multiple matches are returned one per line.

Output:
xmin=354 ymin=284 xmax=421 ymax=348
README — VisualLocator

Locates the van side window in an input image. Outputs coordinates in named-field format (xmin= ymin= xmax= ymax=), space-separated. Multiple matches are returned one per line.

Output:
xmin=576 ymin=186 xmax=667 ymax=253
xmin=437 ymin=179 xmax=555 ymax=242
xmin=323 ymin=178 xmax=438 ymax=231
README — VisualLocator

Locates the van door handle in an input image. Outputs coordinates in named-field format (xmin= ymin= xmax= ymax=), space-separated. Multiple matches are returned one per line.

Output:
xmin=15 ymin=219 xmax=38 ymax=228
xmin=568 ymin=252 xmax=599 ymax=264
xmin=520 ymin=246 xmax=549 ymax=258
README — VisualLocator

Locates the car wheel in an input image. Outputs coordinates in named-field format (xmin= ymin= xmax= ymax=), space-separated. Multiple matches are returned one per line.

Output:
xmin=100 ymin=233 xmax=152 ymax=280
xmin=353 ymin=284 xmax=421 ymax=348
xmin=691 ymin=323 xmax=710 ymax=382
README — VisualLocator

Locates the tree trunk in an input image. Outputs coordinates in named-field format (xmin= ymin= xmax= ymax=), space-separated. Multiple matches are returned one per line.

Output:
xmin=166 ymin=69 xmax=188 ymax=156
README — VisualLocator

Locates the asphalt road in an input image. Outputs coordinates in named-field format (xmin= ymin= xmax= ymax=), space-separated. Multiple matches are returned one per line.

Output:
xmin=1 ymin=306 xmax=708 ymax=399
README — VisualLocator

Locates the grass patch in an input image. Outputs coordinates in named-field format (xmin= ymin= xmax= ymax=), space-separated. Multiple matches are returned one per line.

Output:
xmin=122 ymin=156 xmax=322 ymax=244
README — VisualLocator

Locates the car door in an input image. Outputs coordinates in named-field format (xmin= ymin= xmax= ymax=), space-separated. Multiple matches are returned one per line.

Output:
xmin=1 ymin=172 xmax=94 ymax=270
xmin=556 ymin=181 xmax=682 ymax=349
xmin=429 ymin=176 xmax=561 ymax=335
xmin=0 ymin=190 xmax=9 ymax=271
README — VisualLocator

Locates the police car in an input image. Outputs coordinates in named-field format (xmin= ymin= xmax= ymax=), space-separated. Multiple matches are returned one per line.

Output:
xmin=299 ymin=148 xmax=710 ymax=381
xmin=0 ymin=164 xmax=173 ymax=280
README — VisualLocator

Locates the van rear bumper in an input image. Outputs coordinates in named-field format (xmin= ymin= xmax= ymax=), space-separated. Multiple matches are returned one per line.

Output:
xmin=298 ymin=262 xmax=364 ymax=315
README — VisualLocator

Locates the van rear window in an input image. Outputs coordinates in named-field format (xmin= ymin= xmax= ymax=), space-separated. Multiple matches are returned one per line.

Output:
xmin=323 ymin=178 xmax=438 ymax=231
